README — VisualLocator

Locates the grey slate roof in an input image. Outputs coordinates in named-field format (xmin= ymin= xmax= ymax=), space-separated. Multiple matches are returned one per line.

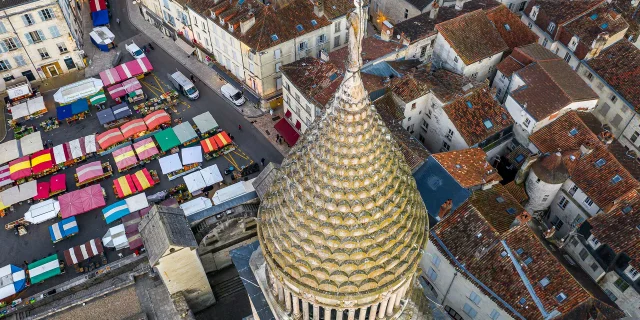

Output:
xmin=406 ymin=0 xmax=434 ymax=11
xmin=252 ymin=162 xmax=280 ymax=200
xmin=0 ymin=0 xmax=37 ymax=11
xmin=139 ymin=205 xmax=198 ymax=266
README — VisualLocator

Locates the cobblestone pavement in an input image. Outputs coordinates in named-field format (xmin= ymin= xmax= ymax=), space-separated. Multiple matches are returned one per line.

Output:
xmin=249 ymin=110 xmax=292 ymax=156
xmin=48 ymin=286 xmax=143 ymax=320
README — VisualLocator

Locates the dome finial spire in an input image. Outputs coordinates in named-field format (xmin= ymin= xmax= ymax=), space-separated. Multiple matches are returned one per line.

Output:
xmin=346 ymin=0 xmax=366 ymax=72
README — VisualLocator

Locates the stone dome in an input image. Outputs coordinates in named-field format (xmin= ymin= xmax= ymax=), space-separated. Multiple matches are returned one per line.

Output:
xmin=531 ymin=152 xmax=569 ymax=184
xmin=257 ymin=1 xmax=428 ymax=310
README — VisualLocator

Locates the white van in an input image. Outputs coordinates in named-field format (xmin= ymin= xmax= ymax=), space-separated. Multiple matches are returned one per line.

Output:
xmin=221 ymin=84 xmax=246 ymax=106
xmin=168 ymin=71 xmax=199 ymax=100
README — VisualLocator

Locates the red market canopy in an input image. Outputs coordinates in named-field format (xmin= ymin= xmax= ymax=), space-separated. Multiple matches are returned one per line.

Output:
xmin=59 ymin=184 xmax=105 ymax=218
xmin=89 ymin=0 xmax=106 ymax=12
xmin=116 ymin=57 xmax=153 ymax=80
xmin=133 ymin=138 xmax=159 ymax=161
xmin=113 ymin=175 xmax=138 ymax=198
xmin=120 ymin=119 xmax=147 ymax=139
xmin=274 ymin=119 xmax=300 ymax=146
xmin=97 ymin=128 xmax=125 ymax=149
xmin=132 ymin=168 xmax=155 ymax=191
xmin=143 ymin=110 xmax=171 ymax=130
xmin=30 ymin=149 xmax=53 ymax=174
xmin=33 ymin=182 xmax=50 ymax=200
xmin=50 ymin=174 xmax=66 ymax=193
xmin=112 ymin=145 xmax=138 ymax=171
xmin=100 ymin=68 xmax=121 ymax=87
xmin=64 ymin=238 xmax=104 ymax=265
xmin=200 ymin=136 xmax=219 ymax=153
xmin=76 ymin=161 xmax=104 ymax=183
xmin=107 ymin=83 xmax=126 ymax=99
xmin=9 ymin=156 xmax=31 ymax=180
xmin=122 ymin=211 xmax=147 ymax=250
xmin=213 ymin=131 xmax=232 ymax=148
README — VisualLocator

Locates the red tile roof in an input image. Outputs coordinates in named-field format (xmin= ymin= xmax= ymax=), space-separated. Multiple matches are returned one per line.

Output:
xmin=432 ymin=148 xmax=501 ymax=188
xmin=503 ymin=181 xmax=529 ymax=204
xmin=390 ymin=68 xmax=482 ymax=103
xmin=468 ymin=184 xmax=525 ymax=233
xmin=443 ymin=86 xmax=514 ymax=146
xmin=524 ymin=0 xmax=605 ymax=39
xmin=329 ymin=36 xmax=403 ymax=67
xmin=281 ymin=57 xmax=341 ymax=108
xmin=529 ymin=112 xmax=600 ymax=153
xmin=435 ymin=10 xmax=508 ymax=65
xmin=485 ymin=5 xmax=538 ymax=51
xmin=496 ymin=56 xmax=525 ymax=77
xmin=497 ymin=43 xmax=559 ymax=77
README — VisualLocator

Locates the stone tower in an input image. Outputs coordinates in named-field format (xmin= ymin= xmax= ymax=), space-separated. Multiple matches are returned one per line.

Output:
xmin=139 ymin=205 xmax=215 ymax=312
xmin=525 ymin=152 xmax=569 ymax=214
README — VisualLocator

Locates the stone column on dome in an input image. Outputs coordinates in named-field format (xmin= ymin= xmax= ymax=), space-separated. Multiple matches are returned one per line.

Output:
xmin=285 ymin=289 xmax=292 ymax=313
xmin=292 ymin=295 xmax=301 ymax=319
xmin=358 ymin=306 xmax=368 ymax=320
xmin=386 ymin=293 xmax=397 ymax=316
xmin=378 ymin=298 xmax=390 ymax=319
xmin=368 ymin=304 xmax=378 ymax=320
xmin=277 ymin=282 xmax=284 ymax=304
xmin=348 ymin=308 xmax=356 ymax=320
xmin=302 ymin=300 xmax=310 ymax=320
xmin=336 ymin=309 xmax=344 ymax=320
xmin=313 ymin=304 xmax=320 ymax=320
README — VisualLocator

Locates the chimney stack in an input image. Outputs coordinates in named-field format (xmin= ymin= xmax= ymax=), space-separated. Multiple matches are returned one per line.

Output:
xmin=438 ymin=199 xmax=453 ymax=220
xmin=455 ymin=0 xmax=464 ymax=10
xmin=580 ymin=143 xmax=594 ymax=158
xmin=544 ymin=226 xmax=556 ymax=239
xmin=314 ymin=0 xmax=324 ymax=17
xmin=381 ymin=20 xmax=394 ymax=41
xmin=516 ymin=210 xmax=532 ymax=225
xmin=430 ymin=1 xmax=440 ymax=19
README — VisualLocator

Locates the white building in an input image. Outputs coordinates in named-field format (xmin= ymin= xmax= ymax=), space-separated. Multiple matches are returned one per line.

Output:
xmin=520 ymin=0 xmax=629 ymax=70
xmin=0 ymin=0 xmax=84 ymax=83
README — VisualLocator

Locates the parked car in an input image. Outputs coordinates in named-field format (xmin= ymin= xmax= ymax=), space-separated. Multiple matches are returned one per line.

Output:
xmin=125 ymin=42 xmax=146 ymax=59
xmin=221 ymin=84 xmax=246 ymax=106
xmin=168 ymin=71 xmax=199 ymax=100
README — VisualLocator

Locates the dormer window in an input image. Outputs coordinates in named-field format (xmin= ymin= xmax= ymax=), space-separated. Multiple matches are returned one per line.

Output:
xmin=601 ymin=23 xmax=609 ymax=30
xmin=296 ymin=24 xmax=304 ymax=32
xmin=588 ymin=235 xmax=601 ymax=249
xmin=547 ymin=22 xmax=556 ymax=34
xmin=530 ymin=5 xmax=540 ymax=21
xmin=311 ymin=20 xmax=317 ymax=26
xmin=569 ymin=36 xmax=579 ymax=51
xmin=271 ymin=34 xmax=279 ymax=41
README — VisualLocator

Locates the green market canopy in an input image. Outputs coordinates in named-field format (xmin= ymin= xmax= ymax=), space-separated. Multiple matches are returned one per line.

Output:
xmin=154 ymin=128 xmax=180 ymax=152
xmin=88 ymin=91 xmax=107 ymax=105
xmin=28 ymin=254 xmax=61 ymax=283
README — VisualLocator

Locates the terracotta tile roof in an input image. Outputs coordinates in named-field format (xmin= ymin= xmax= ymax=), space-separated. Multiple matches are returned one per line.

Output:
xmin=496 ymin=56 xmax=525 ymax=77
xmin=432 ymin=148 xmax=500 ymax=188
xmin=554 ymin=297 xmax=625 ymax=320
xmin=503 ymin=181 xmax=529 ymax=205
xmin=281 ymin=57 xmax=341 ymax=108
xmin=390 ymin=68 xmax=482 ymax=103
xmin=329 ymin=36 xmax=403 ymax=67
xmin=524 ymin=0 xmax=605 ymax=37
xmin=611 ymin=0 xmax=640 ymax=39
xmin=586 ymin=40 xmax=640 ymax=110
xmin=435 ymin=10 xmax=508 ymax=65
xmin=539 ymin=60 xmax=598 ymax=102
xmin=443 ymin=86 xmax=514 ymax=146
xmin=507 ymin=144 xmax=532 ymax=168
xmin=373 ymin=92 xmax=404 ymax=123
xmin=386 ymin=121 xmax=431 ymax=171
xmin=485 ymin=5 xmax=538 ymax=51
xmin=468 ymin=184 xmax=525 ymax=234
xmin=497 ymin=43 xmax=559 ymax=77
xmin=361 ymin=73 xmax=386 ymax=93
xmin=392 ymin=0 xmax=501 ymax=43
xmin=322 ymin=0 xmax=357 ymax=20
xmin=529 ymin=112 xmax=600 ymax=154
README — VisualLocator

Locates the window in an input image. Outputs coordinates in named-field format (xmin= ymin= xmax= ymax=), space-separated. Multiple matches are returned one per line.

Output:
xmin=590 ymin=262 xmax=599 ymax=272
xmin=38 ymin=47 xmax=50 ymax=59
xmin=471 ymin=72 xmax=478 ymax=79
xmin=564 ymin=52 xmax=571 ymax=63
xmin=420 ymin=46 xmax=427 ymax=58
xmin=48 ymin=26 xmax=61 ymax=38
xmin=25 ymin=30 xmax=46 ymax=44
xmin=298 ymin=41 xmax=307 ymax=52
xmin=547 ymin=22 xmax=556 ymax=33
xmin=422 ymin=120 xmax=428 ymax=131
xmin=463 ymin=303 xmax=477 ymax=319
xmin=515 ymin=154 xmax=525 ymax=163
xmin=523 ymin=257 xmax=533 ymax=265
xmin=489 ymin=309 xmax=500 ymax=320
xmin=333 ymin=35 xmax=340 ymax=48
xmin=609 ymin=94 xmax=618 ymax=104
xmin=483 ymin=119 xmax=493 ymax=129
xmin=519 ymin=1 xmax=527 ymax=11
xmin=496 ymin=196 xmax=505 ymax=203
xmin=284 ymin=81 xmax=290 ymax=91
xmin=57 ymin=42 xmax=68 ymax=53
xmin=426 ymin=109 xmax=432 ymax=119
xmin=504 ymin=23 xmax=511 ymax=31
xmin=275 ymin=62 xmax=282 ymax=73
xmin=432 ymin=255 xmax=441 ymax=268
xmin=445 ymin=129 xmax=454 ymax=141
xmin=1 ymin=37 xmax=19 ymax=51
xmin=22 ymin=14 xmax=35 ymax=26
xmin=523 ymin=118 xmax=531 ymax=128
xmin=317 ymin=34 xmax=326 ymax=44
xmin=612 ymin=175 xmax=622 ymax=184
xmin=515 ymin=248 xmax=524 ymax=255
xmin=469 ymin=292 xmax=481 ymax=305
xmin=528 ymin=22 xmax=533 ymax=29
xmin=162 ymin=0 xmax=169 ymax=9
xmin=595 ymin=158 xmax=606 ymax=168
xmin=585 ymin=71 xmax=593 ymax=81
xmin=0 ymin=21 xmax=6 ymax=34
xmin=604 ymin=289 xmax=618 ymax=302
xmin=614 ymin=278 xmax=629 ymax=292
xmin=627 ymin=267 xmax=639 ymax=278
xmin=275 ymin=77 xmax=282 ymax=90
xmin=569 ymin=184 xmax=579 ymax=196
xmin=0 ymin=59 xmax=11 ymax=71
xmin=540 ymin=277 xmax=550 ymax=287
xmin=518 ymin=298 xmax=526 ymax=305
xmin=631 ymin=131 xmax=640 ymax=143
xmin=296 ymin=24 xmax=304 ymax=32
xmin=427 ymin=267 xmax=438 ymax=281
xmin=623 ymin=206 xmax=632 ymax=214
xmin=334 ymin=21 xmax=341 ymax=32
xmin=558 ymin=196 xmax=569 ymax=209
xmin=584 ymin=197 xmax=594 ymax=207
xmin=14 ymin=55 xmax=26 ymax=67
xmin=39 ymin=8 xmax=55 ymax=21
xmin=611 ymin=114 xmax=623 ymax=128
xmin=506 ymin=208 xmax=517 ymax=215
xmin=542 ymin=195 xmax=549 ymax=202
xmin=441 ymin=141 xmax=450 ymax=152
xmin=270 ymin=34 xmax=278 ymax=41
xmin=294 ymin=93 xmax=300 ymax=102
xmin=453 ymin=56 xmax=458 ymax=63
xmin=404 ymin=9 xmax=409 ymax=19
xmin=555 ymin=293 xmax=567 ymax=303
xmin=311 ymin=19 xmax=317 ymax=26
xmin=579 ymin=248 xmax=589 ymax=261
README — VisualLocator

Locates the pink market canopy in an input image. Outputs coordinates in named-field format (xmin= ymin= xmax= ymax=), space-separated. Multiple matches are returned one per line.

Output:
xmin=107 ymin=83 xmax=126 ymax=99
xmin=116 ymin=57 xmax=153 ymax=80
xmin=122 ymin=78 xmax=142 ymax=93
xmin=112 ymin=145 xmax=138 ymax=171
xmin=59 ymin=184 xmax=105 ymax=218
xmin=76 ymin=161 xmax=104 ymax=183
xmin=100 ymin=68 xmax=121 ymax=87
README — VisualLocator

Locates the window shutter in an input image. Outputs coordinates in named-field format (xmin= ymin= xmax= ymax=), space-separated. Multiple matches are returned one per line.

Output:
xmin=13 ymin=37 xmax=21 ymax=48
xmin=21 ymin=15 xmax=29 ymax=26
xmin=0 ymin=42 xmax=6 ymax=53
xmin=4 ymin=60 xmax=11 ymax=69
xmin=274 ymin=49 xmax=281 ymax=59
xmin=37 ymin=30 xmax=46 ymax=40
xmin=49 ymin=9 xmax=55 ymax=18
xmin=38 ymin=10 xmax=45 ymax=21
xmin=49 ymin=26 xmax=60 ymax=38
xmin=0 ymin=22 xmax=6 ymax=34
xmin=24 ymin=33 xmax=33 ymax=44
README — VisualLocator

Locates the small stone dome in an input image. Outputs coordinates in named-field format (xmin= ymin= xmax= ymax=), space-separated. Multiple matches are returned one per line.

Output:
xmin=531 ymin=152 xmax=569 ymax=184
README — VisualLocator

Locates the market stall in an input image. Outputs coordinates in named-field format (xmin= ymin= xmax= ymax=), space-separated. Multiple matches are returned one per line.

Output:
xmin=213 ymin=131 xmax=235 ymax=153
xmin=0 ymin=165 xmax=13 ymax=191
xmin=112 ymin=103 xmax=133 ymax=122
xmin=173 ymin=122 xmax=199 ymax=147
xmin=4 ymin=77 xmax=33 ymax=107
xmin=85 ymin=134 xmax=98 ymax=156
xmin=89 ymin=27 xmax=114 ymax=52
xmin=96 ymin=128 xmax=125 ymax=151
xmin=116 ymin=57 xmax=153 ymax=81
xmin=64 ymin=238 xmax=104 ymax=266
xmin=9 ymin=96 xmax=47 ymax=122
xmin=180 ymin=197 xmax=213 ymax=217
xmin=0 ymin=181 xmax=37 ymax=207
xmin=33 ymin=182 xmax=50 ymax=201
xmin=20 ymin=131 xmax=43 ymax=156
xmin=131 ymin=168 xmax=158 ymax=191
xmin=113 ymin=175 xmax=138 ymax=198
xmin=67 ymin=138 xmax=86 ymax=163
xmin=106 ymin=83 xmax=126 ymax=103
xmin=121 ymin=78 xmax=144 ymax=104
xmin=59 ymin=184 xmax=106 ymax=218
xmin=24 ymin=199 xmax=60 ymax=224
xmin=158 ymin=153 xmax=182 ymax=175
xmin=75 ymin=161 xmax=113 ymax=187
xmin=88 ymin=91 xmax=107 ymax=106
xmin=102 ymin=224 xmax=128 ymax=250
xmin=30 ymin=149 xmax=54 ymax=177
xmin=49 ymin=173 xmax=66 ymax=196
xmin=40 ymin=118 xmax=60 ymax=132
xmin=91 ymin=9 xmax=109 ymax=27
xmin=100 ymin=68 xmax=121 ymax=87
xmin=201 ymin=131 xmax=234 ymax=160
xmin=89 ymin=0 xmax=106 ymax=12
xmin=134 ymin=91 xmax=178 ymax=115
xmin=102 ymin=200 xmax=130 ymax=224
xmin=0 ymin=265 xmax=26 ymax=301
xmin=183 ymin=171 xmax=207 ymax=196
xmin=0 ymin=140 xmax=19 ymax=166
xmin=12 ymin=123 xmax=34 ymax=140
xmin=192 ymin=112 xmax=219 ymax=137
xmin=28 ymin=254 xmax=62 ymax=283
xmin=120 ymin=119 xmax=147 ymax=139
xmin=125 ymin=192 xmax=149 ymax=212
xmin=181 ymin=146 xmax=202 ymax=166
xmin=96 ymin=108 xmax=116 ymax=128
xmin=112 ymin=145 xmax=138 ymax=172
xmin=143 ymin=110 xmax=171 ymax=131
xmin=200 ymin=164 xmax=224 ymax=186
xmin=154 ymin=128 xmax=180 ymax=153
xmin=9 ymin=156 xmax=31 ymax=181
xmin=133 ymin=138 xmax=159 ymax=162
xmin=53 ymin=78 xmax=103 ymax=105
xmin=167 ymin=184 xmax=192 ymax=203
xmin=52 ymin=143 xmax=71 ymax=167
xmin=122 ymin=211 xmax=146 ymax=250
xmin=57 ymin=99 xmax=89 ymax=124
xmin=49 ymin=216 xmax=78 ymax=243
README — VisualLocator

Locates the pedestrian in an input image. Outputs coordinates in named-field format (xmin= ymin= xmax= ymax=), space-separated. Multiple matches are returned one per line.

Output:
xmin=116 ymin=18 xmax=120 ymax=25
xmin=276 ymin=133 xmax=280 ymax=141
xmin=190 ymin=74 xmax=195 ymax=82
xmin=148 ymin=43 xmax=155 ymax=50
xmin=261 ymin=158 xmax=265 ymax=167
xmin=238 ymin=124 xmax=242 ymax=131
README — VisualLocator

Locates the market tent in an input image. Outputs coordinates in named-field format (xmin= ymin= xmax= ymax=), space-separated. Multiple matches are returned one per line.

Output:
xmin=100 ymin=68 xmax=121 ymax=87
xmin=85 ymin=134 xmax=97 ymax=153
xmin=125 ymin=192 xmax=149 ymax=212
xmin=70 ymin=98 xmax=89 ymax=115
xmin=274 ymin=118 xmax=300 ymax=146
xmin=154 ymin=128 xmax=180 ymax=152
xmin=200 ymin=136 xmax=218 ymax=153
xmin=213 ymin=131 xmax=233 ymax=149
xmin=107 ymin=83 xmax=126 ymax=100
xmin=0 ymin=165 xmax=13 ymax=188
xmin=52 ymin=144 xmax=71 ymax=165
xmin=18 ymin=180 xmax=37 ymax=201
xmin=20 ymin=131 xmax=43 ymax=156
xmin=158 ymin=154 xmax=182 ymax=174
xmin=27 ymin=96 xmax=46 ymax=115
xmin=0 ymin=265 xmax=26 ymax=301
xmin=68 ymin=139 xmax=86 ymax=160
xmin=173 ymin=122 xmax=198 ymax=144
xmin=122 ymin=211 xmax=146 ymax=249
xmin=184 ymin=171 xmax=207 ymax=194
xmin=112 ymin=103 xmax=132 ymax=120
xmin=102 ymin=224 xmax=128 ymax=250
xmin=96 ymin=108 xmax=115 ymax=125
xmin=132 ymin=168 xmax=155 ymax=191
xmin=10 ymin=101 xmax=30 ymax=120
xmin=33 ymin=182 xmax=50 ymax=200
xmin=122 ymin=78 xmax=142 ymax=93
xmin=30 ymin=149 xmax=53 ymax=174
xmin=56 ymin=105 xmax=73 ymax=120
xmin=49 ymin=217 xmax=78 ymax=243
xmin=97 ymin=128 xmax=125 ymax=149
xmin=103 ymin=200 xmax=131 ymax=224
xmin=50 ymin=173 xmax=66 ymax=193
xmin=113 ymin=175 xmax=137 ymax=198
xmin=24 ymin=199 xmax=60 ymax=224
xmin=9 ymin=156 xmax=31 ymax=180
xmin=88 ymin=91 xmax=107 ymax=105
xmin=59 ymin=184 xmax=106 ymax=218
xmin=76 ymin=161 xmax=103 ymax=183
xmin=64 ymin=238 xmax=103 ymax=266
xmin=53 ymin=78 xmax=103 ymax=105
xmin=89 ymin=0 xmax=106 ymax=12
xmin=120 ymin=119 xmax=147 ymax=139
xmin=180 ymin=197 xmax=212 ymax=217
xmin=0 ymin=140 xmax=19 ymax=165
xmin=89 ymin=27 xmax=113 ymax=52
xmin=0 ymin=186 xmax=20 ymax=207
xmin=112 ymin=145 xmax=138 ymax=172
xmin=133 ymin=138 xmax=159 ymax=161
xmin=28 ymin=255 xmax=61 ymax=283
xmin=200 ymin=164 xmax=223 ymax=186
xmin=181 ymin=146 xmax=202 ymax=165
xmin=144 ymin=110 xmax=171 ymax=130
xmin=116 ymin=57 xmax=153 ymax=80
xmin=91 ymin=9 xmax=109 ymax=27
xmin=193 ymin=112 xmax=219 ymax=134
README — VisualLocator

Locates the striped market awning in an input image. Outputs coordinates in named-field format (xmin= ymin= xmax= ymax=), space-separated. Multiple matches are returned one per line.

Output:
xmin=88 ymin=91 xmax=107 ymax=105
xmin=64 ymin=238 xmax=104 ymax=265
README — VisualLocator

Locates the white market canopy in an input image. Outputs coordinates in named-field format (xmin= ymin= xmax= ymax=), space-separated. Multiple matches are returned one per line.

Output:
xmin=173 ymin=122 xmax=198 ymax=144
xmin=10 ymin=102 xmax=30 ymax=120
xmin=85 ymin=134 xmax=97 ymax=153
xmin=158 ymin=154 xmax=182 ymax=175
xmin=183 ymin=171 xmax=207 ymax=193
xmin=90 ymin=26 xmax=114 ymax=45
xmin=102 ymin=224 xmax=128 ymax=250
xmin=53 ymin=78 xmax=104 ymax=104
xmin=24 ymin=199 xmax=60 ymax=224
xmin=212 ymin=179 xmax=256 ymax=205
xmin=125 ymin=193 xmax=148 ymax=212
xmin=200 ymin=164 xmax=223 ymax=186
xmin=0 ymin=180 xmax=37 ymax=206
xmin=180 ymin=197 xmax=212 ymax=217
xmin=192 ymin=112 xmax=218 ymax=133
xmin=19 ymin=131 xmax=43 ymax=156
xmin=0 ymin=140 xmax=20 ymax=165
xmin=181 ymin=146 xmax=202 ymax=165
xmin=0 ymin=264 xmax=26 ymax=301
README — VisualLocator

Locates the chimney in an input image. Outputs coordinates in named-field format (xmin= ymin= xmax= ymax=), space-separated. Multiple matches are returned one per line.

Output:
xmin=314 ymin=0 xmax=324 ymax=17
xmin=455 ymin=0 xmax=464 ymax=10
xmin=240 ymin=14 xmax=256 ymax=34
xmin=381 ymin=20 xmax=394 ymax=41
xmin=580 ymin=143 xmax=594 ymax=158
xmin=516 ymin=210 xmax=532 ymax=225
xmin=430 ymin=1 xmax=440 ymax=19
xmin=598 ymin=131 xmax=613 ymax=145
xmin=438 ymin=199 xmax=453 ymax=220
xmin=591 ymin=32 xmax=609 ymax=56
